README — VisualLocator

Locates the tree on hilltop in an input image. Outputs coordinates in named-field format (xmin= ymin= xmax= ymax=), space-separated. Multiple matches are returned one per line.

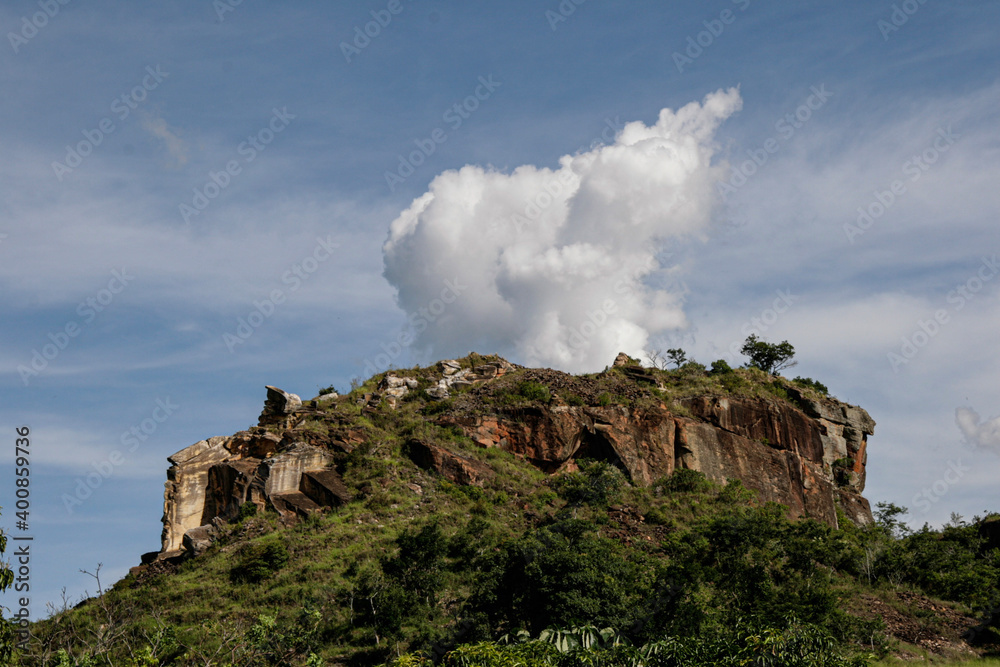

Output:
xmin=740 ymin=335 xmax=797 ymax=375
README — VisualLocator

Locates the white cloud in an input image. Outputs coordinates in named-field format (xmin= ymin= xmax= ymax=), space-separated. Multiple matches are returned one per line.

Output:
xmin=956 ymin=407 xmax=1000 ymax=455
xmin=383 ymin=88 xmax=742 ymax=372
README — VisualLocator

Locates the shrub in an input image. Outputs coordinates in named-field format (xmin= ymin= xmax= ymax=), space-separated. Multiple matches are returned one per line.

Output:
xmin=793 ymin=376 xmax=829 ymax=395
xmin=318 ymin=385 xmax=338 ymax=396
xmin=230 ymin=541 xmax=290 ymax=584
xmin=237 ymin=502 xmax=258 ymax=522
xmin=659 ymin=468 xmax=713 ymax=494
xmin=517 ymin=381 xmax=551 ymax=403
xmin=709 ymin=359 xmax=733 ymax=374
xmin=762 ymin=382 xmax=789 ymax=400
xmin=550 ymin=460 xmax=626 ymax=507
xmin=678 ymin=361 xmax=707 ymax=376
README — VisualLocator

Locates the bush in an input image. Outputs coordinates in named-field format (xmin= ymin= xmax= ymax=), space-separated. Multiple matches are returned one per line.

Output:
xmin=793 ymin=376 xmax=829 ymax=395
xmin=659 ymin=468 xmax=713 ymax=494
xmin=550 ymin=460 xmax=626 ymax=507
xmin=237 ymin=501 xmax=258 ymax=521
xmin=517 ymin=381 xmax=551 ymax=403
xmin=467 ymin=519 xmax=653 ymax=636
xmin=230 ymin=541 xmax=290 ymax=584
xmin=318 ymin=385 xmax=338 ymax=396
xmin=709 ymin=359 xmax=733 ymax=374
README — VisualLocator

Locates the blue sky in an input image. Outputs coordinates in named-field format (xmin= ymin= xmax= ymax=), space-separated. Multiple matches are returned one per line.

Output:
xmin=1 ymin=0 xmax=999 ymax=618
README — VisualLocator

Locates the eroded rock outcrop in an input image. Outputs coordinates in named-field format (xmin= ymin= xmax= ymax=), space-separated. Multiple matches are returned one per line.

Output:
xmin=429 ymin=363 xmax=875 ymax=527
xmin=158 ymin=355 xmax=876 ymax=560
xmin=160 ymin=402 xmax=348 ymax=556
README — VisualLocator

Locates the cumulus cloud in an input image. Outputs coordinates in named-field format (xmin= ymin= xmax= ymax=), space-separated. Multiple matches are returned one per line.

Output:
xmin=383 ymin=88 xmax=742 ymax=372
xmin=956 ymin=407 xmax=1000 ymax=454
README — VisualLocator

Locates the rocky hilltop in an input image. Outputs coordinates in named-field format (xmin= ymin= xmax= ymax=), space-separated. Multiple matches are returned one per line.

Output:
xmin=153 ymin=353 xmax=875 ymax=562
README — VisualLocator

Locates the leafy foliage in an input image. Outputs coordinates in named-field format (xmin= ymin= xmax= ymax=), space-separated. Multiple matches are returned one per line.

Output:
xmin=740 ymin=335 xmax=797 ymax=375
xmin=657 ymin=468 xmax=713 ymax=494
xmin=230 ymin=540 xmax=290 ymax=584
xmin=792 ymin=376 xmax=829 ymax=395
xmin=550 ymin=460 xmax=626 ymax=507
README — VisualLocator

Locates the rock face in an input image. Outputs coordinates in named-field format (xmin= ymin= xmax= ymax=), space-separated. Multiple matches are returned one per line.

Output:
xmin=160 ymin=393 xmax=349 ymax=556
xmin=158 ymin=357 xmax=876 ymax=560
xmin=437 ymin=379 xmax=875 ymax=527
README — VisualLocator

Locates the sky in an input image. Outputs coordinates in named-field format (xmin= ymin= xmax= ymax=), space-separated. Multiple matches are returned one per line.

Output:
xmin=1 ymin=0 xmax=999 ymax=620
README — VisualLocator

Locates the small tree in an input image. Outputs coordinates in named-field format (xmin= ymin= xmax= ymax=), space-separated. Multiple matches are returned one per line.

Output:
xmin=666 ymin=348 xmax=687 ymax=368
xmin=646 ymin=348 xmax=688 ymax=370
xmin=740 ymin=335 xmax=797 ymax=375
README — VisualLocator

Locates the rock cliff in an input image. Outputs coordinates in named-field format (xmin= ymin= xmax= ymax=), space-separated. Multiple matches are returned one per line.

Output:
xmin=154 ymin=354 xmax=875 ymax=560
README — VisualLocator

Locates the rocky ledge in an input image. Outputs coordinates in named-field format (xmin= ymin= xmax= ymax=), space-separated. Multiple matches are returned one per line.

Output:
xmin=150 ymin=354 xmax=875 ymax=562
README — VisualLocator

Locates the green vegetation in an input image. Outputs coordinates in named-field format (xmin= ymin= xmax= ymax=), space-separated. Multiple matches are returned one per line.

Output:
xmin=1 ymin=503 xmax=19 ymax=663
xmin=230 ymin=540 xmax=290 ymax=584
xmin=741 ymin=334 xmax=798 ymax=375
xmin=16 ymin=354 xmax=1000 ymax=666
xmin=793 ymin=376 xmax=829 ymax=395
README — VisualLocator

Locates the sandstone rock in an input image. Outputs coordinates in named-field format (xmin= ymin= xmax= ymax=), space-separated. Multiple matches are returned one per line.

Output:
xmin=161 ymin=428 xmax=337 ymax=554
xmin=301 ymin=469 xmax=352 ymax=507
xmin=613 ymin=352 xmax=634 ymax=367
xmin=426 ymin=384 xmax=450 ymax=400
xmin=270 ymin=491 xmax=323 ymax=520
xmin=440 ymin=360 xmax=462 ymax=375
xmin=316 ymin=392 xmax=338 ymax=405
xmin=447 ymin=390 xmax=875 ymax=527
xmin=404 ymin=439 xmax=495 ymax=486
xmin=258 ymin=386 xmax=303 ymax=427
xmin=252 ymin=443 xmax=335 ymax=502
xmin=182 ymin=525 xmax=217 ymax=557
xmin=378 ymin=375 xmax=411 ymax=398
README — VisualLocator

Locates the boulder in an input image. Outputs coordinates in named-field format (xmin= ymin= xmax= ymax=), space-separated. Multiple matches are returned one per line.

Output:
xmin=182 ymin=524 xmax=218 ymax=557
xmin=301 ymin=469 xmax=352 ymax=507
xmin=258 ymin=386 xmax=302 ymax=427
xmin=404 ymin=439 xmax=495 ymax=486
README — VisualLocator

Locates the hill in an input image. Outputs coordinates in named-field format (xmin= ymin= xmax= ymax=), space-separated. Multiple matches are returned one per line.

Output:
xmin=15 ymin=353 xmax=1000 ymax=666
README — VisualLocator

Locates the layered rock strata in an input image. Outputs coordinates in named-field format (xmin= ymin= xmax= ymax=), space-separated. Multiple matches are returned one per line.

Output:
xmin=157 ymin=355 xmax=876 ymax=560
